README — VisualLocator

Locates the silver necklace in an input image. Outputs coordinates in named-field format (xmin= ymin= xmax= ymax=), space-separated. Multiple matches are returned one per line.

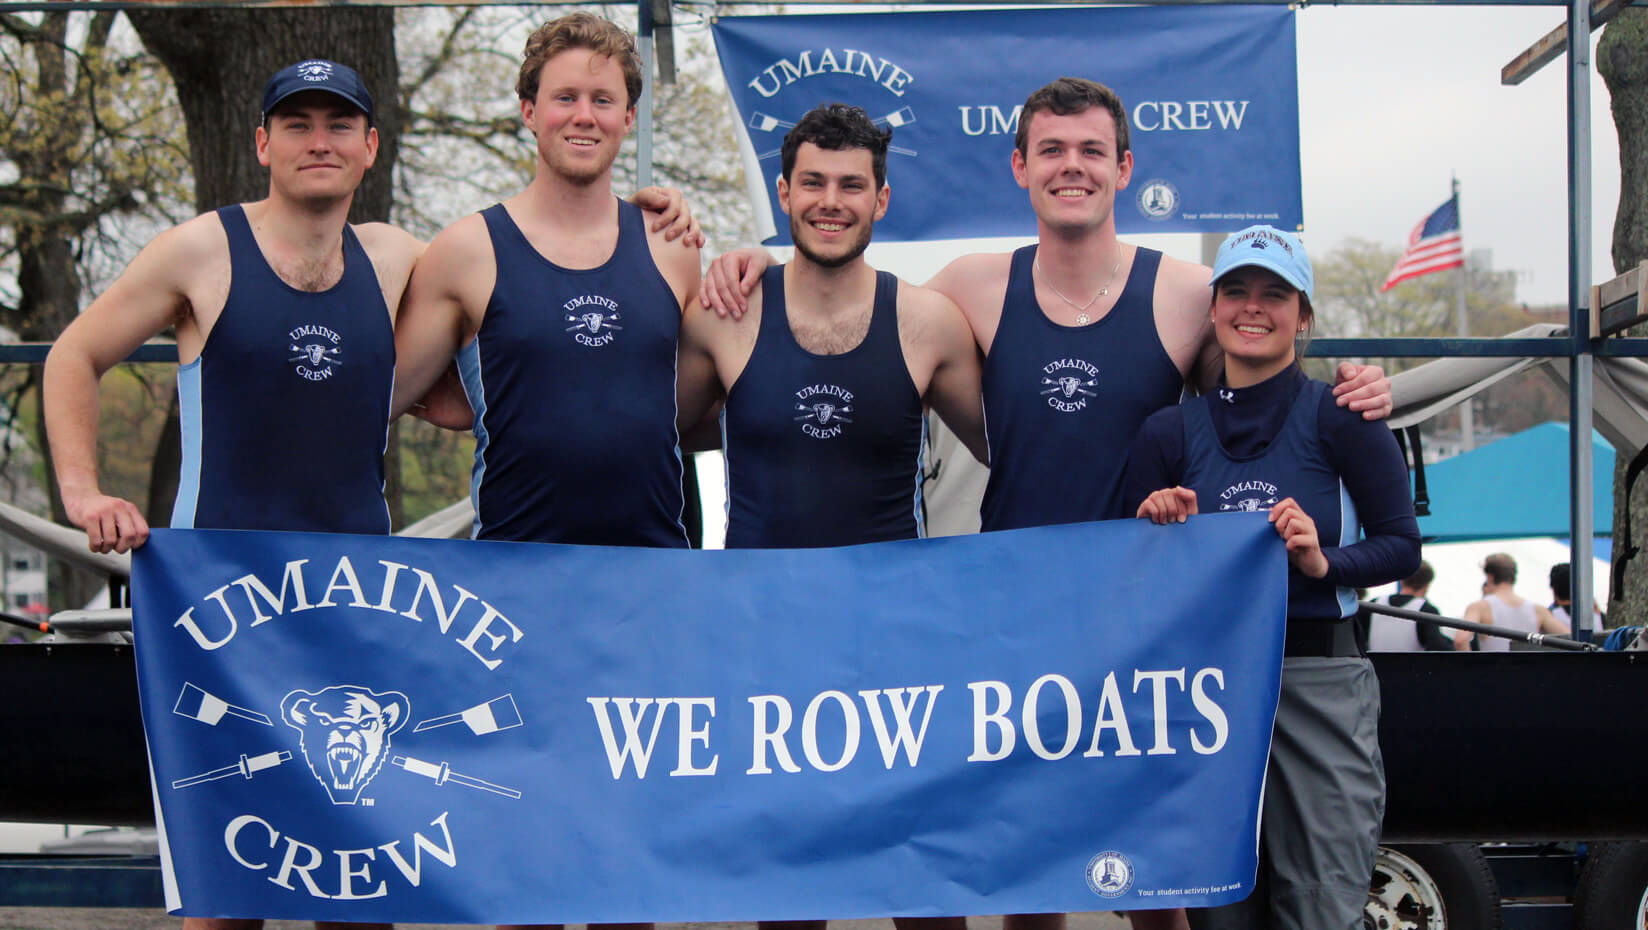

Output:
xmin=1035 ymin=255 xmax=1122 ymax=325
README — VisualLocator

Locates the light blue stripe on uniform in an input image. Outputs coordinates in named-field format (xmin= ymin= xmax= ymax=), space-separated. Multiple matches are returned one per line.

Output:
xmin=669 ymin=348 xmax=688 ymax=546
xmin=718 ymin=406 xmax=732 ymax=527
xmin=171 ymin=359 xmax=204 ymax=529
xmin=1335 ymin=478 xmax=1359 ymax=617
xmin=457 ymin=340 xmax=490 ymax=539
xmin=379 ymin=370 xmax=395 ymax=532
xmin=912 ymin=416 xmax=929 ymax=538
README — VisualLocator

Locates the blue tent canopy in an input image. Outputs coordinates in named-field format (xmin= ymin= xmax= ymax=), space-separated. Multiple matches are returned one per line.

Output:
xmin=1415 ymin=422 xmax=1613 ymax=542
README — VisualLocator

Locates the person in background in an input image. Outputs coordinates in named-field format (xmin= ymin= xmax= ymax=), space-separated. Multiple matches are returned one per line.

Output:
xmin=1456 ymin=553 xmax=1569 ymax=651
xmin=1549 ymin=562 xmax=1606 ymax=638
xmin=1367 ymin=561 xmax=1452 ymax=652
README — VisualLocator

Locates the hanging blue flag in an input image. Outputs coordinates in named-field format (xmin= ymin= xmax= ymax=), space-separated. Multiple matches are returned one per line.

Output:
xmin=712 ymin=6 xmax=1302 ymax=242
xmin=132 ymin=517 xmax=1285 ymax=924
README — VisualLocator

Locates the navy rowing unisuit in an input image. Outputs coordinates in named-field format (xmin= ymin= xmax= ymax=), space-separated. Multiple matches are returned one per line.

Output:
xmin=980 ymin=245 xmax=1185 ymax=531
xmin=173 ymin=204 xmax=392 ymax=534
xmin=458 ymin=200 xmax=687 ymax=547
xmin=723 ymin=266 xmax=925 ymax=548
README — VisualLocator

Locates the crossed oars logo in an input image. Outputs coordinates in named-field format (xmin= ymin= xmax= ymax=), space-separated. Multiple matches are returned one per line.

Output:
xmin=748 ymin=107 xmax=919 ymax=160
xmin=1041 ymin=375 xmax=1097 ymax=400
xmin=168 ymin=683 xmax=526 ymax=801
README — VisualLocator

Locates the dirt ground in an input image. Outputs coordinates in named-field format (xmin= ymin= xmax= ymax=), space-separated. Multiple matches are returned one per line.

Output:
xmin=0 ymin=915 xmax=1133 ymax=930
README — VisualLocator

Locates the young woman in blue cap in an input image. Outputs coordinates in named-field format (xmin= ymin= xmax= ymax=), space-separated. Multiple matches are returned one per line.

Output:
xmin=1125 ymin=225 xmax=1421 ymax=930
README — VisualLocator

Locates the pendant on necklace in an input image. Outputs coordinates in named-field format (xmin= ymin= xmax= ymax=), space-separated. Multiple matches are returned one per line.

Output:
xmin=1075 ymin=313 xmax=1090 ymax=325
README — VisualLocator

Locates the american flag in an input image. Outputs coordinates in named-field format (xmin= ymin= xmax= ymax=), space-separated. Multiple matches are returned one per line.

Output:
xmin=1381 ymin=195 xmax=1464 ymax=291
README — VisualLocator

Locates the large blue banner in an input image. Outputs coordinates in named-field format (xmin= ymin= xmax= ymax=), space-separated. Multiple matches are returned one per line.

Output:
xmin=712 ymin=7 xmax=1302 ymax=243
xmin=132 ymin=517 xmax=1285 ymax=924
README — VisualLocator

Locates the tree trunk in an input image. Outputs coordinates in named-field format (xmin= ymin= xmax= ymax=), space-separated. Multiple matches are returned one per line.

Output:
xmin=1600 ymin=9 xmax=1648 ymax=625
xmin=1600 ymin=9 xmax=1648 ymax=274
xmin=126 ymin=8 xmax=404 ymax=530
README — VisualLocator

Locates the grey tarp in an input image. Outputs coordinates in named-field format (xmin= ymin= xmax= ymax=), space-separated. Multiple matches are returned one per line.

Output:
xmin=1388 ymin=323 xmax=1648 ymax=458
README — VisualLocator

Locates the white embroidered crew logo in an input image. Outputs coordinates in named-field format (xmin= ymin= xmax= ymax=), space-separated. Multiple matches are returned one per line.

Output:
xmin=564 ymin=295 xmax=622 ymax=347
xmin=297 ymin=61 xmax=334 ymax=83
xmin=288 ymin=324 xmax=342 ymax=382
xmin=794 ymin=383 xmax=855 ymax=439
xmin=1040 ymin=358 xmax=1100 ymax=413
xmin=1219 ymin=479 xmax=1280 ymax=512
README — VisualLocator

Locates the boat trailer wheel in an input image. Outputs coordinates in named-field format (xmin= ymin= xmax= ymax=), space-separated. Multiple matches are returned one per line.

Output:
xmin=1367 ymin=845 xmax=1447 ymax=929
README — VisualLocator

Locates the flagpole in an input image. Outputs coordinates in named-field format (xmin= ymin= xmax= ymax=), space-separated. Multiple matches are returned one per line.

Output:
xmin=1453 ymin=178 xmax=1474 ymax=452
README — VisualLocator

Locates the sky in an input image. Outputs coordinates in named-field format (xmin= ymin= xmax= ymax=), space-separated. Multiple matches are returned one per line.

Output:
xmin=842 ymin=4 xmax=1623 ymax=310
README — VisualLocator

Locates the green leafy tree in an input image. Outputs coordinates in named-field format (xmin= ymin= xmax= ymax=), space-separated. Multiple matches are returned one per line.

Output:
xmin=0 ymin=10 xmax=190 ymax=607
xmin=1311 ymin=237 xmax=1560 ymax=445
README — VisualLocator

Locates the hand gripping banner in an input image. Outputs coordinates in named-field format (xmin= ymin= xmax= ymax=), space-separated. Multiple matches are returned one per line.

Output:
xmin=132 ymin=517 xmax=1286 ymax=924
xmin=712 ymin=6 xmax=1302 ymax=243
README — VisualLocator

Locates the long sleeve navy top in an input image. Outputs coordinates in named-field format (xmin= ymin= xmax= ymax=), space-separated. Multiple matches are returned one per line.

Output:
xmin=1125 ymin=363 xmax=1421 ymax=608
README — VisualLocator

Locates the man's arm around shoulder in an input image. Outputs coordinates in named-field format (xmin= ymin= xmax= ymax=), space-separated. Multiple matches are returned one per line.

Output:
xmin=391 ymin=214 xmax=491 ymax=421
xmin=902 ymin=283 xmax=987 ymax=464
xmin=642 ymin=210 xmax=701 ymax=314
xmin=923 ymin=252 xmax=1009 ymax=352
xmin=1149 ymin=255 xmax=1219 ymax=392
xmin=675 ymin=276 xmax=758 ymax=441
xmin=353 ymin=222 xmax=427 ymax=322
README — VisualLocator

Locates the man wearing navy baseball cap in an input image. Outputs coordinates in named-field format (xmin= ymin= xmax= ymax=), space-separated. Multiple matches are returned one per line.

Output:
xmin=46 ymin=55 xmax=421 ymax=555
xmin=48 ymin=57 xmax=425 ymax=930
xmin=262 ymin=59 xmax=376 ymax=124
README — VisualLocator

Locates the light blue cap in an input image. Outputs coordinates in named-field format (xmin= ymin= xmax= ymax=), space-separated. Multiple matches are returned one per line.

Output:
xmin=1211 ymin=225 xmax=1313 ymax=299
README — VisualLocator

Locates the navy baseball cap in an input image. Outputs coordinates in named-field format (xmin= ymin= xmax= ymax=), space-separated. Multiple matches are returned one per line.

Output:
xmin=261 ymin=60 xmax=374 ymax=123
xmin=1211 ymin=225 xmax=1314 ymax=300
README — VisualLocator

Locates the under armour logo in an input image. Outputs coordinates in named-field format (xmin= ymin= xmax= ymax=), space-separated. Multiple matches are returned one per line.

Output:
xmin=1218 ymin=388 xmax=1235 ymax=403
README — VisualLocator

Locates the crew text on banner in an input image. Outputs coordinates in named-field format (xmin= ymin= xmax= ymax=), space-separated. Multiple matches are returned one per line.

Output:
xmin=712 ymin=7 xmax=1302 ymax=242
